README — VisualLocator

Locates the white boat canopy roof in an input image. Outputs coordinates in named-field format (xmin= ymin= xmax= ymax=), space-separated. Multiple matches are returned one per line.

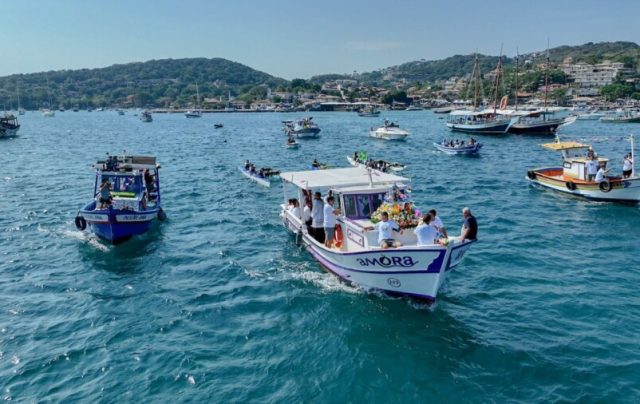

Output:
xmin=540 ymin=141 xmax=590 ymax=151
xmin=280 ymin=167 xmax=409 ymax=190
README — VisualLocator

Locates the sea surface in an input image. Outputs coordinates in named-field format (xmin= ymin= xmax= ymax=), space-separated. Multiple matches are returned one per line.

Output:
xmin=1 ymin=110 xmax=639 ymax=402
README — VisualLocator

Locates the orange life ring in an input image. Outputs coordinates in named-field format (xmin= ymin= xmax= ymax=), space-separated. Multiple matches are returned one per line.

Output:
xmin=334 ymin=224 xmax=344 ymax=248
xmin=499 ymin=95 xmax=508 ymax=110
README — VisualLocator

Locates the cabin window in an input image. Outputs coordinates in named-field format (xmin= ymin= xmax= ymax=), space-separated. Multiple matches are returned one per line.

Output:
xmin=356 ymin=195 xmax=372 ymax=217
xmin=371 ymin=193 xmax=385 ymax=212
xmin=563 ymin=162 xmax=572 ymax=169
xmin=343 ymin=195 xmax=358 ymax=218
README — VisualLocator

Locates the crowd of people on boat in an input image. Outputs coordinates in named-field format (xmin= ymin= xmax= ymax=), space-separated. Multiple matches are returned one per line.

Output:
xmin=383 ymin=118 xmax=399 ymax=128
xmin=244 ymin=160 xmax=279 ymax=178
xmin=584 ymin=146 xmax=634 ymax=182
xmin=352 ymin=152 xmax=402 ymax=173
xmin=440 ymin=138 xmax=478 ymax=148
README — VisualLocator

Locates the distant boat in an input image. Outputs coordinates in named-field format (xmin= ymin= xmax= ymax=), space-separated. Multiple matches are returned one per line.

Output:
xmin=357 ymin=105 xmax=381 ymax=117
xmin=369 ymin=119 xmax=409 ymax=140
xmin=0 ymin=113 xmax=20 ymax=138
xmin=16 ymin=82 xmax=25 ymax=115
xmin=405 ymin=105 xmax=423 ymax=111
xmin=214 ymin=123 xmax=223 ymax=129
xmin=140 ymin=110 xmax=153 ymax=122
xmin=43 ymin=75 xmax=55 ymax=117
xmin=185 ymin=83 xmax=203 ymax=118
xmin=433 ymin=140 xmax=482 ymax=155
xmin=239 ymin=164 xmax=280 ymax=187
xmin=285 ymin=117 xmax=321 ymax=138
xmin=576 ymin=109 xmax=604 ymax=120
xmin=433 ymin=106 xmax=454 ymax=114
xmin=600 ymin=111 xmax=640 ymax=123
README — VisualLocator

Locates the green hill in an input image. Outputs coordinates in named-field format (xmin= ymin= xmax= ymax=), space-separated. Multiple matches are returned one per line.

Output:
xmin=0 ymin=58 xmax=287 ymax=109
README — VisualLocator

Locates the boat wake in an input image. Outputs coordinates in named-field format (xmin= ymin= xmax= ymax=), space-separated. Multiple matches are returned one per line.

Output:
xmin=58 ymin=227 xmax=110 ymax=252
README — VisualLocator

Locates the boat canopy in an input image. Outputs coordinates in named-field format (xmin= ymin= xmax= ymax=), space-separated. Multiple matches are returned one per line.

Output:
xmin=93 ymin=155 xmax=157 ymax=170
xmin=540 ymin=141 xmax=589 ymax=151
xmin=279 ymin=167 xmax=409 ymax=190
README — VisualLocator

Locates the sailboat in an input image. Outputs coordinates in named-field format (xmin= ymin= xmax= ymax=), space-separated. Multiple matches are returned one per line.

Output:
xmin=446 ymin=50 xmax=518 ymax=134
xmin=225 ymin=91 xmax=235 ymax=112
xmin=17 ymin=83 xmax=25 ymax=115
xmin=42 ymin=75 xmax=55 ymax=117
xmin=508 ymin=46 xmax=574 ymax=135
xmin=185 ymin=83 xmax=202 ymax=118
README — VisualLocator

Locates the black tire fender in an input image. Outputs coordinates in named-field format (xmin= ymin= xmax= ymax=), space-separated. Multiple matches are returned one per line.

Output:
xmin=527 ymin=170 xmax=536 ymax=180
xmin=75 ymin=216 xmax=87 ymax=231
xmin=565 ymin=181 xmax=576 ymax=191
xmin=157 ymin=208 xmax=167 ymax=221
xmin=599 ymin=179 xmax=612 ymax=193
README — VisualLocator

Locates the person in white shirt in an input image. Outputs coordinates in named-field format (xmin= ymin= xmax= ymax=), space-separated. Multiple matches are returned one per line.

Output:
xmin=289 ymin=199 xmax=301 ymax=219
xmin=323 ymin=196 xmax=341 ymax=248
xmin=623 ymin=153 xmax=633 ymax=178
xmin=595 ymin=163 xmax=609 ymax=183
xmin=311 ymin=192 xmax=325 ymax=243
xmin=302 ymin=200 xmax=312 ymax=229
xmin=428 ymin=209 xmax=447 ymax=238
xmin=367 ymin=212 xmax=402 ymax=249
xmin=585 ymin=157 xmax=598 ymax=182
xmin=414 ymin=214 xmax=437 ymax=246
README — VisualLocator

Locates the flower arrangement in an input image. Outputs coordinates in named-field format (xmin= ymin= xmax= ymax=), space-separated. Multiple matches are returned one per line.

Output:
xmin=370 ymin=201 xmax=419 ymax=228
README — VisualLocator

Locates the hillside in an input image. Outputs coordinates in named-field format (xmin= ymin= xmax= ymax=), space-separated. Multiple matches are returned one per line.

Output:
xmin=526 ymin=41 xmax=640 ymax=68
xmin=0 ymin=58 xmax=287 ymax=109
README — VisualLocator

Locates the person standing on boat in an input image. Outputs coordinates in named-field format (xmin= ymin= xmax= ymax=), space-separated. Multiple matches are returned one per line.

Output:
xmin=623 ymin=153 xmax=633 ymax=178
xmin=311 ymin=192 xmax=325 ymax=243
xmin=585 ymin=157 xmax=598 ymax=182
xmin=98 ymin=179 xmax=112 ymax=209
xmin=144 ymin=169 xmax=155 ymax=193
xmin=460 ymin=207 xmax=477 ymax=243
xmin=428 ymin=209 xmax=448 ymax=238
xmin=302 ymin=199 xmax=312 ymax=232
xmin=414 ymin=214 xmax=437 ymax=246
xmin=323 ymin=196 xmax=341 ymax=248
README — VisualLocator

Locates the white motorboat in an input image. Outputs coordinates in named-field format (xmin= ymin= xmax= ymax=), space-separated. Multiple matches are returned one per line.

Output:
xmin=279 ymin=167 xmax=475 ymax=302
xmin=42 ymin=109 xmax=55 ymax=117
xmin=239 ymin=164 xmax=280 ymax=188
xmin=285 ymin=117 xmax=321 ymax=138
xmin=369 ymin=120 xmax=409 ymax=140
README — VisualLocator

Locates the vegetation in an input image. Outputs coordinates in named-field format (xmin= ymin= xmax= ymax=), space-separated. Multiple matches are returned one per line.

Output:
xmin=600 ymin=82 xmax=640 ymax=100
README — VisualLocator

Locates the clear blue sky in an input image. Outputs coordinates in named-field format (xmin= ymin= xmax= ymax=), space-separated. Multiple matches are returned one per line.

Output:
xmin=2 ymin=0 xmax=638 ymax=79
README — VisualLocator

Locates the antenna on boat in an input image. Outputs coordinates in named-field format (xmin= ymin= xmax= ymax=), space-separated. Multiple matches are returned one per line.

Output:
xmin=366 ymin=168 xmax=374 ymax=188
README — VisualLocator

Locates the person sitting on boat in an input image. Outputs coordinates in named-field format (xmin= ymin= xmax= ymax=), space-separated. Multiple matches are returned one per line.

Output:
xmin=312 ymin=159 xmax=320 ymax=169
xmin=98 ymin=179 xmax=112 ymax=209
xmin=414 ymin=214 xmax=437 ymax=246
xmin=428 ymin=209 xmax=448 ymax=238
xmin=623 ymin=153 xmax=633 ymax=178
xmin=311 ymin=191 xmax=325 ymax=243
xmin=369 ymin=211 xmax=402 ymax=249
xmin=460 ymin=207 xmax=478 ymax=243
xmin=244 ymin=160 xmax=251 ymax=170
xmin=469 ymin=137 xmax=477 ymax=146
xmin=595 ymin=163 xmax=610 ymax=183
xmin=323 ymin=196 xmax=341 ymax=248
xmin=287 ymin=136 xmax=295 ymax=144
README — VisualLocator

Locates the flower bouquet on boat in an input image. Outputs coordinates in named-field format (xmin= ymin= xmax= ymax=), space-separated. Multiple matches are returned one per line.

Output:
xmin=278 ymin=166 xmax=475 ymax=302
xmin=347 ymin=150 xmax=406 ymax=173
xmin=75 ymin=153 xmax=166 ymax=244
xmin=527 ymin=135 xmax=640 ymax=202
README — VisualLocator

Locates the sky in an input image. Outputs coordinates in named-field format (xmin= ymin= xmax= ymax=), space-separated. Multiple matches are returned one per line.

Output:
xmin=1 ymin=0 xmax=638 ymax=80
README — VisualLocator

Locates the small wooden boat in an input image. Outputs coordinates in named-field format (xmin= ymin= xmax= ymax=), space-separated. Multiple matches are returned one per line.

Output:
xmin=214 ymin=123 xmax=224 ymax=128
xmin=433 ymin=141 xmax=482 ymax=155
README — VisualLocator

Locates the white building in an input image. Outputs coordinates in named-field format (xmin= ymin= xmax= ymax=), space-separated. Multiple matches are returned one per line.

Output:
xmin=562 ymin=61 xmax=626 ymax=96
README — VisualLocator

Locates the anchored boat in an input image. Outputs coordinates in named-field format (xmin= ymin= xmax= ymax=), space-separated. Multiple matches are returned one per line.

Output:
xmin=0 ymin=113 xmax=20 ymax=138
xmin=279 ymin=167 xmax=475 ymax=301
xmin=75 ymin=154 xmax=166 ymax=243
xmin=433 ymin=139 xmax=482 ymax=155
xmin=347 ymin=151 xmax=406 ymax=172
xmin=140 ymin=110 xmax=153 ymax=122
xmin=369 ymin=119 xmax=409 ymax=140
xmin=239 ymin=162 xmax=280 ymax=187
xmin=285 ymin=117 xmax=321 ymax=138
xmin=527 ymin=136 xmax=640 ymax=203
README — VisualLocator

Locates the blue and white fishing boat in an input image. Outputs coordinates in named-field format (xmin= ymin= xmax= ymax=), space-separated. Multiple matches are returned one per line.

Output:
xmin=279 ymin=167 xmax=475 ymax=302
xmin=286 ymin=117 xmax=321 ymax=138
xmin=433 ymin=140 xmax=482 ymax=155
xmin=75 ymin=154 xmax=166 ymax=243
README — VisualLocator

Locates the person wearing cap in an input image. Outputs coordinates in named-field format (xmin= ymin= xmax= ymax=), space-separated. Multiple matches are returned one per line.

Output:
xmin=623 ymin=153 xmax=633 ymax=178
xmin=585 ymin=156 xmax=598 ymax=182
xmin=98 ymin=179 xmax=112 ymax=209
xmin=595 ymin=162 xmax=609 ymax=183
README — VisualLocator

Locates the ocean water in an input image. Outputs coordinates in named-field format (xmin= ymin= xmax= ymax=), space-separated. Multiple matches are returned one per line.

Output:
xmin=1 ymin=110 xmax=639 ymax=402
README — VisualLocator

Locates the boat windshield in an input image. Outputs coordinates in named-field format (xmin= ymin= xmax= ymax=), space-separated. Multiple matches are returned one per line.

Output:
xmin=98 ymin=173 xmax=143 ymax=196
xmin=343 ymin=192 xmax=386 ymax=220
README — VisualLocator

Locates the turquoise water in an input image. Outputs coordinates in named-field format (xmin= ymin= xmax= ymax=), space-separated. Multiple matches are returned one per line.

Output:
xmin=1 ymin=111 xmax=639 ymax=402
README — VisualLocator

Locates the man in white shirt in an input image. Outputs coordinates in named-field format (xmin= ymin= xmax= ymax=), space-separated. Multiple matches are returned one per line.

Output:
xmin=585 ymin=157 xmax=598 ymax=182
xmin=623 ymin=153 xmax=633 ymax=178
xmin=428 ymin=209 xmax=447 ymax=238
xmin=595 ymin=163 xmax=609 ymax=183
xmin=289 ymin=199 xmax=301 ymax=219
xmin=323 ymin=196 xmax=341 ymax=248
xmin=414 ymin=214 xmax=437 ymax=246
xmin=368 ymin=212 xmax=402 ymax=249
xmin=311 ymin=192 xmax=325 ymax=243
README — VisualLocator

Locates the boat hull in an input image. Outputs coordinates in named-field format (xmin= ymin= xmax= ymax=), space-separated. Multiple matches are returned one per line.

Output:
xmin=433 ymin=142 xmax=481 ymax=155
xmin=369 ymin=129 xmax=409 ymax=140
xmin=282 ymin=215 xmax=474 ymax=301
xmin=0 ymin=126 xmax=20 ymax=138
xmin=291 ymin=128 xmax=321 ymax=138
xmin=80 ymin=203 xmax=158 ymax=244
xmin=508 ymin=118 xmax=565 ymax=135
xmin=239 ymin=166 xmax=271 ymax=187
xmin=527 ymin=167 xmax=640 ymax=202
xmin=446 ymin=118 xmax=516 ymax=134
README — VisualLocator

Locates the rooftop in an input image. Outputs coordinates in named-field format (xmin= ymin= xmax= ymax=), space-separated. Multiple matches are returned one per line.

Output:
xmin=279 ymin=166 xmax=409 ymax=190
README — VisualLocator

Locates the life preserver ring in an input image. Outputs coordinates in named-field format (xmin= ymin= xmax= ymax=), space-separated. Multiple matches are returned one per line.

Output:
xmin=599 ymin=179 xmax=612 ymax=193
xmin=527 ymin=170 xmax=536 ymax=180
xmin=565 ymin=181 xmax=576 ymax=191
xmin=157 ymin=208 xmax=167 ymax=221
xmin=75 ymin=216 xmax=87 ymax=230
xmin=333 ymin=224 xmax=344 ymax=248
xmin=499 ymin=95 xmax=508 ymax=110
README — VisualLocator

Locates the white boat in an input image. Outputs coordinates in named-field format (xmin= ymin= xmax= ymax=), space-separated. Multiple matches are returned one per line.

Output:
xmin=600 ymin=111 xmax=640 ymax=123
xmin=369 ymin=120 xmax=409 ymax=140
xmin=238 ymin=165 xmax=280 ymax=187
xmin=0 ymin=113 xmax=20 ymax=138
xmin=347 ymin=153 xmax=406 ymax=173
xmin=527 ymin=136 xmax=640 ymax=202
xmin=405 ymin=105 xmax=423 ymax=111
xmin=140 ymin=110 xmax=152 ymax=122
xmin=279 ymin=167 xmax=475 ymax=302
xmin=357 ymin=106 xmax=381 ymax=117
xmin=185 ymin=83 xmax=203 ymax=118
xmin=285 ymin=117 xmax=321 ymax=138
xmin=576 ymin=110 xmax=605 ymax=120
xmin=433 ymin=140 xmax=482 ymax=155
xmin=42 ymin=109 xmax=55 ymax=117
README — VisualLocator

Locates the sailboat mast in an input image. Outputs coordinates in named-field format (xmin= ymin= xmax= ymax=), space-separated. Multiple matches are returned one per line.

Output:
xmin=543 ymin=44 xmax=550 ymax=116
xmin=196 ymin=82 xmax=200 ymax=111
xmin=514 ymin=49 xmax=519 ymax=111
xmin=473 ymin=55 xmax=479 ymax=110
xmin=493 ymin=45 xmax=503 ymax=114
